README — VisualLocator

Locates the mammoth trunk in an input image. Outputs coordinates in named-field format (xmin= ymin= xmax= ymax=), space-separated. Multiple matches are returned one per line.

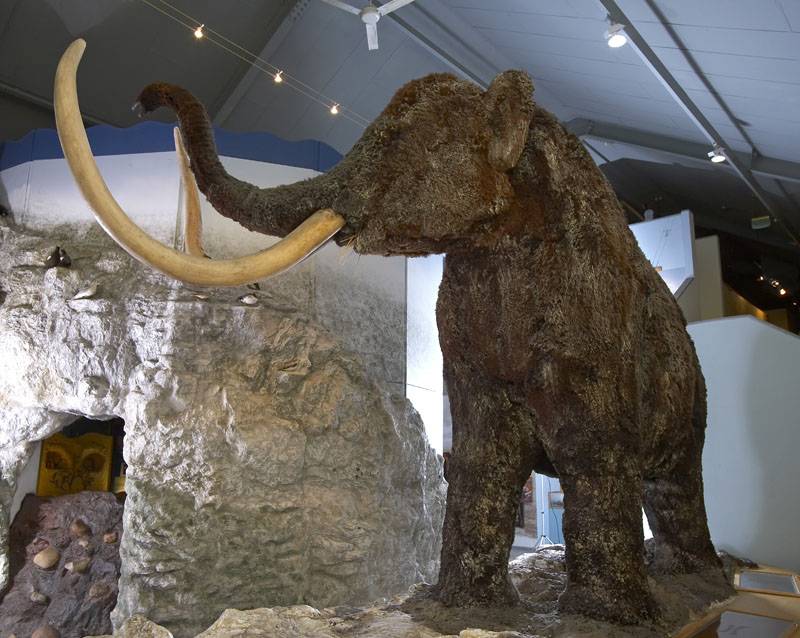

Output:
xmin=136 ymin=82 xmax=342 ymax=238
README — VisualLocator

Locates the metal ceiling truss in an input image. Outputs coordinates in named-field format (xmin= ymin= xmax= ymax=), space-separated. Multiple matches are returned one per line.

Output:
xmin=567 ymin=119 xmax=800 ymax=185
xmin=596 ymin=0 xmax=800 ymax=246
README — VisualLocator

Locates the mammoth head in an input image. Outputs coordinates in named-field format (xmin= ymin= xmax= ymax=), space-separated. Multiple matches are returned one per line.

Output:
xmin=335 ymin=69 xmax=534 ymax=255
xmin=54 ymin=40 xmax=534 ymax=286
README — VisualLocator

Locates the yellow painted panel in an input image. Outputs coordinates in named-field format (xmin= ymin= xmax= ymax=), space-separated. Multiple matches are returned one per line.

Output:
xmin=37 ymin=432 xmax=113 ymax=496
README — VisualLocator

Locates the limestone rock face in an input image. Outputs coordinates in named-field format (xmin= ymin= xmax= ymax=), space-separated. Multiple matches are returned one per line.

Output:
xmin=0 ymin=220 xmax=445 ymax=637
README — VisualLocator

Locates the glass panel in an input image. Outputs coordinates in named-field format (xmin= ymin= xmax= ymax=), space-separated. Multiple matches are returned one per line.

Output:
xmin=739 ymin=570 xmax=800 ymax=594
xmin=691 ymin=611 xmax=797 ymax=637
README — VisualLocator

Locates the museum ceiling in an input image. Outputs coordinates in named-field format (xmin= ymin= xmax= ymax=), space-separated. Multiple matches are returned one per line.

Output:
xmin=1 ymin=0 xmax=798 ymax=310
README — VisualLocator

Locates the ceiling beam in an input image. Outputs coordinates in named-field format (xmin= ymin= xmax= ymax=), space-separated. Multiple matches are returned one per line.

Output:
xmin=595 ymin=0 xmax=800 ymax=246
xmin=212 ymin=0 xmax=307 ymax=127
xmin=694 ymin=212 xmax=800 ymax=255
xmin=567 ymin=119 xmax=800 ymax=185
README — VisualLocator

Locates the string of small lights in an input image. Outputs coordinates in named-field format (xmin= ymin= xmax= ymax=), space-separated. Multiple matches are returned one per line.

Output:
xmin=137 ymin=0 xmax=370 ymax=128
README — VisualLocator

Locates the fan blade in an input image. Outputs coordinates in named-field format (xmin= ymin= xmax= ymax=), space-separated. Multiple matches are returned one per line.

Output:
xmin=378 ymin=0 xmax=415 ymax=15
xmin=366 ymin=23 xmax=379 ymax=50
xmin=319 ymin=0 xmax=360 ymax=15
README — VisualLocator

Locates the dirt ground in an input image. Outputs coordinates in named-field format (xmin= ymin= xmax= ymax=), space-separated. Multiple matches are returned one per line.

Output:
xmin=393 ymin=544 xmax=742 ymax=638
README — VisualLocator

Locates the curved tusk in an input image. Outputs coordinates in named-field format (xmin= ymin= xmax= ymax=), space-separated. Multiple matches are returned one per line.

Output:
xmin=53 ymin=39 xmax=345 ymax=287
xmin=174 ymin=127 xmax=207 ymax=258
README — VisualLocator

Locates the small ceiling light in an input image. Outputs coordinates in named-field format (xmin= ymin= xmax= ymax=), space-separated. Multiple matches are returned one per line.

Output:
xmin=605 ymin=21 xmax=628 ymax=48
xmin=194 ymin=24 xmax=204 ymax=39
xmin=273 ymin=70 xmax=283 ymax=83
xmin=707 ymin=145 xmax=726 ymax=163
xmin=751 ymin=215 xmax=771 ymax=230
xmin=771 ymin=279 xmax=781 ymax=288
xmin=779 ymin=288 xmax=787 ymax=296
xmin=330 ymin=103 xmax=339 ymax=115
xmin=757 ymin=275 xmax=765 ymax=282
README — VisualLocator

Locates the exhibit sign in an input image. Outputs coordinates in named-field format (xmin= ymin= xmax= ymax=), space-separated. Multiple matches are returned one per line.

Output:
xmin=630 ymin=209 xmax=695 ymax=297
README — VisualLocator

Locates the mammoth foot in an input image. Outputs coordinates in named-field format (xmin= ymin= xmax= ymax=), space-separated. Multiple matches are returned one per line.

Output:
xmin=434 ymin=576 xmax=520 ymax=608
xmin=647 ymin=540 xmax=723 ymax=576
xmin=558 ymin=582 xmax=659 ymax=625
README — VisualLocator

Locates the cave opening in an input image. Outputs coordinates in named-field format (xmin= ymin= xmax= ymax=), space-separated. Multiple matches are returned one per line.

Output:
xmin=0 ymin=415 xmax=126 ymax=638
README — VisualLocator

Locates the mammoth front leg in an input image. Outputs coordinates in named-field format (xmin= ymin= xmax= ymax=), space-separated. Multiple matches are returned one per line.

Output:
xmin=435 ymin=366 xmax=535 ymax=606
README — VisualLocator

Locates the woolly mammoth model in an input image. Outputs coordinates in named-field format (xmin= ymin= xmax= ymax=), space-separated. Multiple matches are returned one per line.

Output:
xmin=54 ymin=40 xmax=724 ymax=623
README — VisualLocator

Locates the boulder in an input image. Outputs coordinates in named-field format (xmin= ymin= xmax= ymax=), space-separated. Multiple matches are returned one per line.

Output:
xmin=116 ymin=616 xmax=172 ymax=638
xmin=33 ymin=547 xmax=60 ymax=570
xmin=31 ymin=626 xmax=60 ymax=638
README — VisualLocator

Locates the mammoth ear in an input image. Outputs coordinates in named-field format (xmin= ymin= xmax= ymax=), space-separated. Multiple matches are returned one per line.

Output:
xmin=485 ymin=70 xmax=534 ymax=172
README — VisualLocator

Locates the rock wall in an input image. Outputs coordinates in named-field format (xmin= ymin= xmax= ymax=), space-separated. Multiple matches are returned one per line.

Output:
xmin=0 ymin=218 xmax=445 ymax=637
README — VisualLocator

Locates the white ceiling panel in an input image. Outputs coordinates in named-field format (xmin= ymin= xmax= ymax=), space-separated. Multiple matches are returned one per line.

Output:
xmin=686 ymin=88 xmax=800 ymax=125
xmin=444 ymin=0 xmax=587 ymax=19
xmin=633 ymin=20 xmax=800 ymax=58
xmin=486 ymin=30 xmax=624 ymax=63
xmin=777 ymin=0 xmax=800 ymax=31
xmin=458 ymin=11 xmax=610 ymax=43
xmin=653 ymin=47 xmax=800 ymax=86
xmin=615 ymin=0 xmax=792 ymax=31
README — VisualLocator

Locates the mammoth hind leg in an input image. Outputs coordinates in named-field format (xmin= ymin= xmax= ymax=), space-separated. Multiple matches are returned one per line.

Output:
xmin=643 ymin=375 xmax=722 ymax=575
xmin=558 ymin=471 xmax=658 ymax=623
xmin=643 ymin=466 xmax=721 ymax=574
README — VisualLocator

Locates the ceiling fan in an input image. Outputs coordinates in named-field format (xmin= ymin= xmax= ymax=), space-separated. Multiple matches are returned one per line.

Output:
xmin=319 ymin=0 xmax=417 ymax=51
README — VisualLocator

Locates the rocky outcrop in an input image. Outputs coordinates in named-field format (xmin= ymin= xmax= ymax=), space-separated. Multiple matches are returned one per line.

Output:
xmin=194 ymin=604 xmax=531 ymax=638
xmin=0 ymin=492 xmax=123 ymax=638
xmin=0 ymin=219 xmax=445 ymax=637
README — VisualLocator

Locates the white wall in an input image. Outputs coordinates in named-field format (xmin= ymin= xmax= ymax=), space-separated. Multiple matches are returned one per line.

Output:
xmin=406 ymin=256 xmax=444 ymax=453
xmin=9 ymin=442 xmax=40 ymax=523
xmin=678 ymin=235 xmax=725 ymax=323
xmin=689 ymin=316 xmax=800 ymax=572
xmin=4 ymin=152 xmax=180 ymax=242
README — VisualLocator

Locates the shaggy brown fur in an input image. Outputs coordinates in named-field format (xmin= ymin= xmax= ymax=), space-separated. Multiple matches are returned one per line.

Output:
xmin=137 ymin=71 xmax=729 ymax=624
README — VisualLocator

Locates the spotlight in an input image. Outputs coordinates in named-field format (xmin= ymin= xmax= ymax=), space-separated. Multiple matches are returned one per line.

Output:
xmin=274 ymin=70 xmax=283 ymax=83
xmin=707 ymin=145 xmax=726 ymax=163
xmin=194 ymin=24 xmax=204 ymax=39
xmin=758 ymin=275 xmax=765 ymax=282
xmin=605 ymin=21 xmax=627 ymax=48
xmin=779 ymin=288 xmax=787 ymax=296
xmin=330 ymin=103 xmax=339 ymax=115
